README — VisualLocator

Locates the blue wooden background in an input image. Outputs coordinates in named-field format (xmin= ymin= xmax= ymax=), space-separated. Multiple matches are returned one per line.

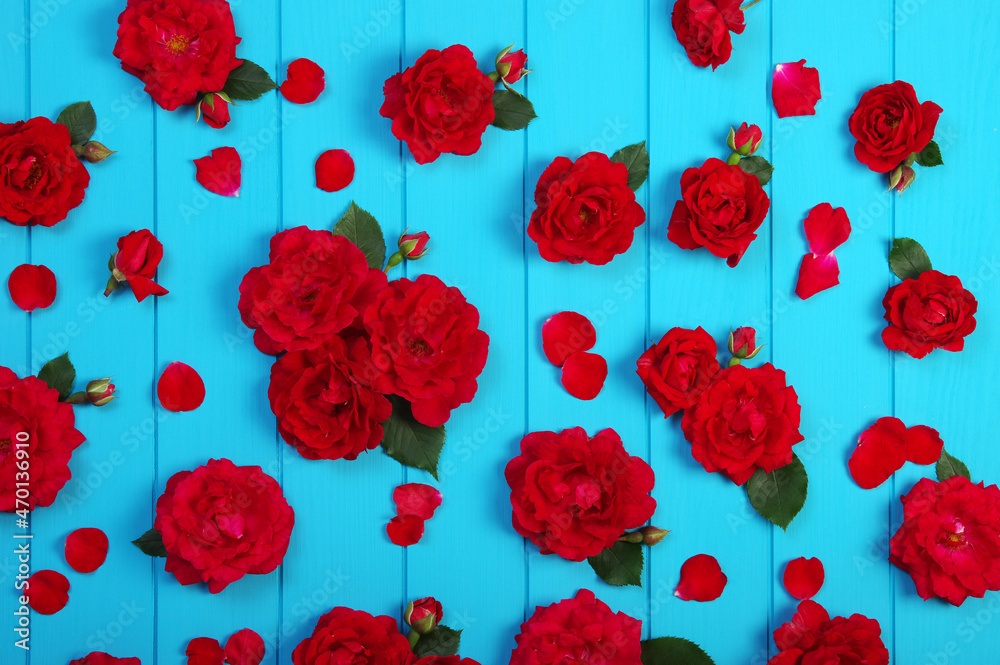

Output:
xmin=2 ymin=1 xmax=999 ymax=663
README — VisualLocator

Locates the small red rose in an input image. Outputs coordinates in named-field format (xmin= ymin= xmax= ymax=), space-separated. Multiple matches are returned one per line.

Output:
xmin=26 ymin=569 xmax=70 ymax=614
xmin=292 ymin=607 xmax=414 ymax=665
xmin=65 ymin=527 xmax=110 ymax=573
xmin=8 ymin=264 xmax=57 ymax=311
xmin=772 ymin=60 xmax=822 ymax=118
xmin=157 ymin=362 xmax=206 ymax=412
xmin=671 ymin=0 xmax=745 ymax=70
xmin=498 ymin=48 xmax=529 ymax=84
xmin=882 ymin=270 xmax=976 ymax=359
xmin=106 ymin=229 xmax=169 ymax=302
xmin=849 ymin=81 xmax=942 ymax=173
xmin=783 ymin=557 xmax=825 ymax=600
xmin=281 ymin=58 xmax=326 ymax=104
xmin=404 ymin=596 xmax=443 ymax=634
xmin=398 ymin=231 xmax=430 ymax=260
xmin=675 ymin=553 xmax=727 ymax=602
xmin=315 ymin=149 xmax=354 ymax=192
xmin=637 ymin=326 xmax=719 ymax=418
xmin=770 ymin=600 xmax=889 ymax=665
xmin=199 ymin=94 xmax=231 ymax=129
xmin=729 ymin=122 xmax=763 ymax=155
xmin=195 ymin=147 xmax=242 ymax=197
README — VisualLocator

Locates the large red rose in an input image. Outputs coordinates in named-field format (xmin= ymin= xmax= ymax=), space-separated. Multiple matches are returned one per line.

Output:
xmin=113 ymin=0 xmax=243 ymax=111
xmin=769 ymin=600 xmax=888 ymax=665
xmin=155 ymin=458 xmax=294 ymax=593
xmin=681 ymin=363 xmax=803 ymax=485
xmin=292 ymin=607 xmax=415 ymax=665
xmin=889 ymin=475 xmax=1000 ymax=606
xmin=269 ymin=335 xmax=392 ymax=461
xmin=636 ymin=326 xmax=719 ymax=418
xmin=0 ymin=367 xmax=86 ymax=511
xmin=69 ymin=653 xmax=141 ymax=665
xmin=527 ymin=152 xmax=646 ymax=265
xmin=881 ymin=269 xmax=977 ymax=359
xmin=505 ymin=427 xmax=656 ymax=561
xmin=380 ymin=45 xmax=495 ymax=164
xmin=671 ymin=0 xmax=745 ymax=70
xmin=364 ymin=274 xmax=489 ymax=427
xmin=510 ymin=589 xmax=642 ymax=665
xmin=849 ymin=81 xmax=942 ymax=173
xmin=238 ymin=227 xmax=388 ymax=355
xmin=668 ymin=158 xmax=769 ymax=267
xmin=0 ymin=118 xmax=90 ymax=227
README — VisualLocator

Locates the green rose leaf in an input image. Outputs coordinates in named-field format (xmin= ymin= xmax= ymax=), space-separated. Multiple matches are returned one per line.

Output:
xmin=587 ymin=540 xmax=644 ymax=587
xmin=332 ymin=201 xmax=387 ymax=270
xmin=56 ymin=101 xmax=97 ymax=146
xmin=738 ymin=156 xmax=774 ymax=187
xmin=936 ymin=448 xmax=971 ymax=482
xmin=381 ymin=396 xmax=446 ymax=479
xmin=914 ymin=140 xmax=943 ymax=168
xmin=888 ymin=237 xmax=932 ymax=281
xmin=746 ymin=454 xmax=808 ymax=530
xmin=413 ymin=626 xmax=461 ymax=657
xmin=38 ymin=352 xmax=76 ymax=400
xmin=491 ymin=90 xmax=537 ymax=131
xmin=641 ymin=637 xmax=716 ymax=665
xmin=131 ymin=528 xmax=167 ymax=558
xmin=221 ymin=60 xmax=278 ymax=101
xmin=610 ymin=141 xmax=650 ymax=191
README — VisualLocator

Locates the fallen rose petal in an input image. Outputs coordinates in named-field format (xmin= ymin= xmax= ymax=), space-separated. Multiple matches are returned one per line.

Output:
xmin=675 ymin=554 xmax=727 ymax=602
xmin=849 ymin=417 xmax=908 ymax=489
xmin=195 ymin=147 xmax=241 ymax=197
xmin=157 ymin=362 xmax=206 ymax=412
xmin=393 ymin=483 xmax=442 ymax=520
xmin=65 ymin=527 xmax=109 ymax=573
xmin=315 ymin=149 xmax=355 ymax=192
xmin=803 ymin=203 xmax=851 ymax=256
xmin=560 ymin=351 xmax=608 ymax=400
xmin=795 ymin=253 xmax=840 ymax=299
xmin=8 ymin=264 xmax=57 ymax=311
xmin=26 ymin=569 xmax=69 ymax=614
xmin=224 ymin=629 xmax=266 ymax=665
xmin=904 ymin=424 xmax=944 ymax=465
xmin=783 ymin=557 xmax=825 ymax=600
xmin=542 ymin=311 xmax=597 ymax=366
xmin=280 ymin=58 xmax=325 ymax=104
xmin=387 ymin=515 xmax=425 ymax=546
xmin=772 ymin=60 xmax=822 ymax=118
xmin=187 ymin=637 xmax=225 ymax=665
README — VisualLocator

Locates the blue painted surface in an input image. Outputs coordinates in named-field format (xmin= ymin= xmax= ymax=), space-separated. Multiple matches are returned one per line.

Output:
xmin=1 ymin=1 xmax=999 ymax=664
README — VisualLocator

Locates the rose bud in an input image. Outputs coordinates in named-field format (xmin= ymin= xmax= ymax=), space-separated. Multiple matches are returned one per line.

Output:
xmin=77 ymin=141 xmax=116 ymax=164
xmin=727 ymin=123 xmax=763 ymax=156
xmin=891 ymin=165 xmax=916 ymax=195
xmin=496 ymin=46 xmax=530 ymax=85
xmin=198 ymin=93 xmax=231 ymax=129
xmin=404 ymin=597 xmax=443 ymax=635
xmin=728 ymin=326 xmax=763 ymax=365
xmin=85 ymin=378 xmax=117 ymax=406
xmin=384 ymin=230 xmax=431 ymax=272
xmin=641 ymin=526 xmax=670 ymax=547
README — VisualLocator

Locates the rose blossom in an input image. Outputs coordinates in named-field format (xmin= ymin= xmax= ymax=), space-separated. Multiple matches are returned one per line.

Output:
xmin=671 ymin=0 xmax=745 ymax=70
xmin=769 ymin=600 xmax=888 ymax=665
xmin=155 ymin=458 xmax=294 ymax=593
xmin=107 ymin=229 xmax=169 ymax=301
xmin=636 ymin=326 xmax=719 ymax=418
xmin=292 ymin=607 xmax=415 ymax=665
xmin=881 ymin=269 xmax=977 ymax=359
xmin=849 ymin=81 xmax=942 ymax=173
xmin=505 ymin=427 xmax=656 ymax=561
xmin=889 ymin=475 xmax=1000 ymax=606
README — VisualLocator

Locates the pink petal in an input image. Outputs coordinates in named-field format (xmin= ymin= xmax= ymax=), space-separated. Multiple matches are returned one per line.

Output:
xmin=315 ymin=149 xmax=355 ymax=192
xmin=795 ymin=253 xmax=840 ymax=300
xmin=387 ymin=515 xmax=425 ymax=546
xmin=157 ymin=362 xmax=206 ymax=412
xmin=542 ymin=311 xmax=597 ymax=366
xmin=783 ymin=557 xmax=825 ymax=600
xmin=393 ymin=483 xmax=442 ymax=520
xmin=26 ymin=570 xmax=69 ymax=615
xmin=803 ymin=203 xmax=851 ymax=255
xmin=224 ymin=629 xmax=266 ymax=665
xmin=772 ymin=60 xmax=822 ymax=118
xmin=65 ymin=527 xmax=109 ymax=573
xmin=848 ymin=417 xmax=908 ymax=489
xmin=905 ymin=425 xmax=944 ymax=465
xmin=560 ymin=351 xmax=608 ymax=400
xmin=280 ymin=58 xmax=325 ymax=104
xmin=7 ymin=264 xmax=57 ymax=311
xmin=675 ymin=554 xmax=727 ymax=602
xmin=187 ymin=637 xmax=225 ymax=665
xmin=195 ymin=147 xmax=242 ymax=197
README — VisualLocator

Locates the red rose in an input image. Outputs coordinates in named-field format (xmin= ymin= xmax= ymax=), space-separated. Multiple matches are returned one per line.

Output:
xmin=155 ymin=458 xmax=294 ymax=593
xmin=292 ymin=607 xmax=415 ymax=665
xmin=113 ymin=0 xmax=243 ymax=111
xmin=200 ymin=93 xmax=231 ymax=129
xmin=636 ymin=327 xmax=719 ymax=419
xmin=69 ymin=653 xmax=141 ymax=665
xmin=498 ymin=48 xmax=529 ymax=84
xmin=364 ymin=274 xmax=489 ymax=427
xmin=268 ymin=335 xmax=391 ymax=461
xmin=668 ymin=158 xmax=770 ymax=267
xmin=528 ymin=152 xmax=645 ymax=265
xmin=671 ymin=0 xmax=745 ymax=70
xmin=505 ymin=427 xmax=656 ymax=561
xmin=730 ymin=122 xmax=763 ymax=155
xmin=889 ymin=475 xmax=1000 ymax=606
xmin=238 ymin=227 xmax=388 ymax=355
xmin=0 ymin=117 xmax=90 ymax=227
xmin=404 ymin=596 xmax=443 ymax=633
xmin=769 ymin=600 xmax=888 ymax=665
xmin=0 ymin=367 xmax=86 ymax=511
xmin=510 ymin=589 xmax=642 ymax=665
xmin=681 ymin=363 xmax=803 ymax=485
xmin=109 ymin=229 xmax=169 ymax=301
xmin=849 ymin=81 xmax=942 ymax=173
xmin=881 ymin=269 xmax=977 ymax=359
xmin=380 ymin=45 xmax=495 ymax=164
xmin=398 ymin=231 xmax=430 ymax=260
